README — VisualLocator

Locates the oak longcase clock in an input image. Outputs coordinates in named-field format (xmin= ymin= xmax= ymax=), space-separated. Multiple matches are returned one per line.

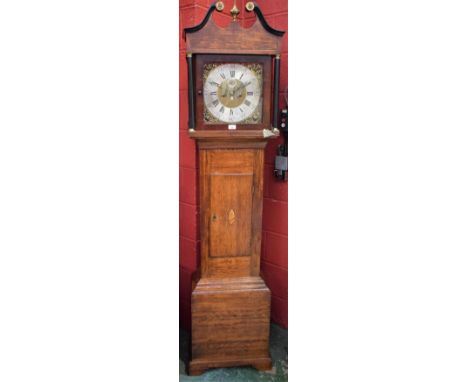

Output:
xmin=183 ymin=1 xmax=284 ymax=376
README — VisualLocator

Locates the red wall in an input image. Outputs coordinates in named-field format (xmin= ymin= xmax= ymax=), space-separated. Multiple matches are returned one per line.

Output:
xmin=179 ymin=0 xmax=288 ymax=330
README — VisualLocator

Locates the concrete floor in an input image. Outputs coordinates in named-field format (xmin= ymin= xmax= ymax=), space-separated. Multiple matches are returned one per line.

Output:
xmin=179 ymin=324 xmax=288 ymax=382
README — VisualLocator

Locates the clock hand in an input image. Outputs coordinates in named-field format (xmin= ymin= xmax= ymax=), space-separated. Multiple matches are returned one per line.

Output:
xmin=233 ymin=83 xmax=244 ymax=98
xmin=219 ymin=82 xmax=228 ymax=97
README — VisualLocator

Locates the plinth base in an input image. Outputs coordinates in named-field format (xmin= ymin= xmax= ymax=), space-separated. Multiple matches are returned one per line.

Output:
xmin=189 ymin=356 xmax=272 ymax=376
xmin=189 ymin=276 xmax=272 ymax=376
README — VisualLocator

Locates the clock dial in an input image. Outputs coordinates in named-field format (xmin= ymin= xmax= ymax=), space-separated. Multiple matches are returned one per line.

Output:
xmin=203 ymin=63 xmax=262 ymax=124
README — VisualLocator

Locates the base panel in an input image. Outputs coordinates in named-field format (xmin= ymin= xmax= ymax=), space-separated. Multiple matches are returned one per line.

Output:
xmin=190 ymin=277 xmax=272 ymax=375
xmin=189 ymin=356 xmax=272 ymax=376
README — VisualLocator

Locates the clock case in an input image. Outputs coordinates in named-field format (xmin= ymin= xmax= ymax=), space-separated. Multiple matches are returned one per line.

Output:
xmin=184 ymin=2 xmax=284 ymax=376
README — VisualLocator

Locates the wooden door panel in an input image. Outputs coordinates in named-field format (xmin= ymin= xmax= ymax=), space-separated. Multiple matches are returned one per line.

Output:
xmin=209 ymin=173 xmax=253 ymax=258
xmin=200 ymin=147 xmax=264 ymax=278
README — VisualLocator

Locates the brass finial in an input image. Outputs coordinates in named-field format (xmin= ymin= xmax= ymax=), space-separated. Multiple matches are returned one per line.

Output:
xmin=230 ymin=2 xmax=240 ymax=20
xmin=245 ymin=2 xmax=255 ymax=12
xmin=215 ymin=1 xmax=224 ymax=12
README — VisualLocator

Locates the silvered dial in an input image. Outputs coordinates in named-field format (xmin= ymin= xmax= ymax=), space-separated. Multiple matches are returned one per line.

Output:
xmin=203 ymin=63 xmax=262 ymax=124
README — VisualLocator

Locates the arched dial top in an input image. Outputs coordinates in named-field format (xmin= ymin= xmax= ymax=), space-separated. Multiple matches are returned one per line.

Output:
xmin=203 ymin=63 xmax=263 ymax=124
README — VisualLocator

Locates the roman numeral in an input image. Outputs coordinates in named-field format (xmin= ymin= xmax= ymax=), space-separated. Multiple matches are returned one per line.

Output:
xmin=244 ymin=100 xmax=251 ymax=106
xmin=247 ymin=91 xmax=253 ymax=96
xmin=209 ymin=81 xmax=219 ymax=87
xmin=210 ymin=91 xmax=217 ymax=95
xmin=229 ymin=109 xmax=233 ymax=116
xmin=239 ymin=107 xmax=244 ymax=113
xmin=219 ymin=106 xmax=225 ymax=113
xmin=230 ymin=70 xmax=235 ymax=78
xmin=239 ymin=73 xmax=244 ymax=80
xmin=220 ymin=73 xmax=226 ymax=79
xmin=212 ymin=99 xmax=219 ymax=107
xmin=244 ymin=81 xmax=251 ymax=87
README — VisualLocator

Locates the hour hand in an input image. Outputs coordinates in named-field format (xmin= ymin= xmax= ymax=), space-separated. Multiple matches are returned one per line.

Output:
xmin=219 ymin=82 xmax=228 ymax=97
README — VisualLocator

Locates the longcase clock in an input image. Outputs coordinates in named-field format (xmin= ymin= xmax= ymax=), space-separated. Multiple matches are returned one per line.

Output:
xmin=183 ymin=1 xmax=284 ymax=375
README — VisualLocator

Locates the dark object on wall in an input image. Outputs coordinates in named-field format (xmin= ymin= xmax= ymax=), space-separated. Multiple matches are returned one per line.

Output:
xmin=274 ymin=108 xmax=288 ymax=181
